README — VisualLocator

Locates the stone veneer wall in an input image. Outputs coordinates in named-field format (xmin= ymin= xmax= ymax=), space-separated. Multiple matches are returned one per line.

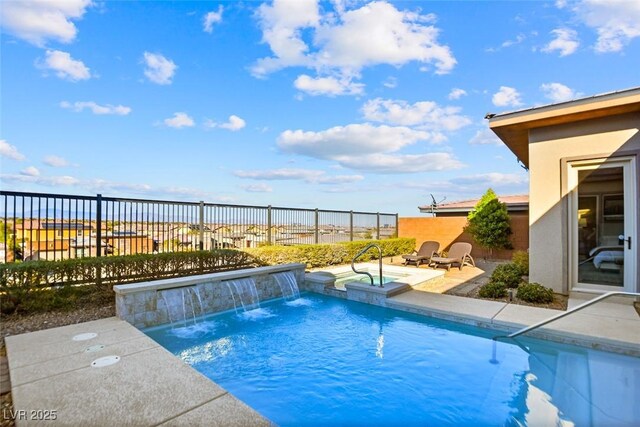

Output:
xmin=114 ymin=263 xmax=306 ymax=329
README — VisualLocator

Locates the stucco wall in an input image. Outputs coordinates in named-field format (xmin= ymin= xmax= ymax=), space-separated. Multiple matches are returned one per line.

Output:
xmin=528 ymin=112 xmax=640 ymax=293
xmin=398 ymin=214 xmax=529 ymax=260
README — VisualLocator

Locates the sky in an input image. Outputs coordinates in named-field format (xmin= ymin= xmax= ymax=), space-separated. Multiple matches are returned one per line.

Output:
xmin=1 ymin=0 xmax=639 ymax=216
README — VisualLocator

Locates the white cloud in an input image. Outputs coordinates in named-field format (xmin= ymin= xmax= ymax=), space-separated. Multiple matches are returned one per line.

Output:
xmin=278 ymin=123 xmax=433 ymax=158
xmin=362 ymin=98 xmax=471 ymax=131
xmin=60 ymin=101 xmax=132 ymax=115
xmin=0 ymin=0 xmax=92 ymax=46
xmin=203 ymin=5 xmax=224 ymax=33
xmin=1 ymin=173 xmax=79 ymax=187
xmin=403 ymin=172 xmax=528 ymax=195
xmin=242 ymin=183 xmax=273 ymax=193
xmin=277 ymin=123 xmax=463 ymax=173
xmin=234 ymin=168 xmax=363 ymax=184
xmin=0 ymin=172 xmax=220 ymax=200
xmin=164 ymin=112 xmax=195 ymax=129
xmin=542 ymin=28 xmax=579 ymax=56
xmin=571 ymin=0 xmax=640 ymax=53
xmin=450 ymin=173 xmax=528 ymax=186
xmin=0 ymin=140 xmax=26 ymax=161
xmin=20 ymin=166 xmax=40 ymax=177
xmin=540 ymin=82 xmax=582 ymax=103
xmin=448 ymin=88 xmax=467 ymax=100
xmin=40 ymin=50 xmax=91 ymax=81
xmin=294 ymin=74 xmax=364 ymax=96
xmin=492 ymin=86 xmax=523 ymax=107
xmin=43 ymin=155 xmax=70 ymax=167
xmin=469 ymin=128 xmax=503 ymax=146
xmin=252 ymin=1 xmax=456 ymax=95
xmin=487 ymin=33 xmax=526 ymax=52
xmin=313 ymin=2 xmax=456 ymax=75
xmin=336 ymin=153 xmax=464 ymax=174
xmin=206 ymin=115 xmax=246 ymax=131
xmin=383 ymin=77 xmax=397 ymax=89
xmin=143 ymin=52 xmax=177 ymax=85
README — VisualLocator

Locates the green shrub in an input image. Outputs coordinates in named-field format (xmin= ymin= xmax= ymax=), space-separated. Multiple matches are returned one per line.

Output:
xmin=0 ymin=249 xmax=262 ymax=314
xmin=490 ymin=263 xmax=525 ymax=288
xmin=478 ymin=281 xmax=507 ymax=299
xmin=247 ymin=238 xmax=415 ymax=268
xmin=512 ymin=250 xmax=529 ymax=275
xmin=465 ymin=188 xmax=513 ymax=257
xmin=517 ymin=283 xmax=554 ymax=304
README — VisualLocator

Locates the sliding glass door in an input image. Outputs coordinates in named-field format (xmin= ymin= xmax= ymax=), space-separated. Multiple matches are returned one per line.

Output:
xmin=569 ymin=157 xmax=637 ymax=292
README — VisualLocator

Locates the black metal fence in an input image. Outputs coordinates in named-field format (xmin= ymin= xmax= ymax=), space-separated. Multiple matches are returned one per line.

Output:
xmin=0 ymin=191 xmax=398 ymax=263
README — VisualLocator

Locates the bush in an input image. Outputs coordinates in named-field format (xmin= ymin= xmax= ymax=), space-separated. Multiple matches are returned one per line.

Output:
xmin=247 ymin=238 xmax=415 ymax=268
xmin=490 ymin=263 xmax=525 ymax=288
xmin=0 ymin=249 xmax=262 ymax=314
xmin=512 ymin=251 xmax=529 ymax=275
xmin=478 ymin=281 xmax=507 ymax=299
xmin=517 ymin=283 xmax=554 ymax=304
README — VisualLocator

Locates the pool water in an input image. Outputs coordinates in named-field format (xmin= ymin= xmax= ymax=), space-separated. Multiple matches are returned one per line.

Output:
xmin=145 ymin=294 xmax=640 ymax=426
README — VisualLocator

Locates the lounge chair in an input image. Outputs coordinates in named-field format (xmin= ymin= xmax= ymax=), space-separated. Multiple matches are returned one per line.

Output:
xmin=429 ymin=242 xmax=475 ymax=271
xmin=402 ymin=241 xmax=440 ymax=267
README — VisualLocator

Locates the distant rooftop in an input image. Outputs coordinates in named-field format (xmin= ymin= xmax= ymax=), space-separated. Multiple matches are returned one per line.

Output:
xmin=419 ymin=195 xmax=529 ymax=214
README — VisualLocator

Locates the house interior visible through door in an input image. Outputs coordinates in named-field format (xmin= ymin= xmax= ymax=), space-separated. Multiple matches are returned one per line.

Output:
xmin=577 ymin=167 xmax=625 ymax=287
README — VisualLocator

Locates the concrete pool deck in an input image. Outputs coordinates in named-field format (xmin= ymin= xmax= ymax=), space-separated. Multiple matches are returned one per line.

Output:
xmin=4 ymin=317 xmax=269 ymax=426
xmin=4 ymin=288 xmax=639 ymax=425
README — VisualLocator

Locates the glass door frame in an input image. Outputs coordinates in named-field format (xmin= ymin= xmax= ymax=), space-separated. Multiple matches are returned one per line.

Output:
xmin=568 ymin=156 xmax=637 ymax=293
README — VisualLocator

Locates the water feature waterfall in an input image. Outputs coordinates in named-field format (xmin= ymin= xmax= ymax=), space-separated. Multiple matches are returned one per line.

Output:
xmin=158 ymin=286 xmax=204 ymax=328
xmin=273 ymin=271 xmax=300 ymax=300
xmin=224 ymin=277 xmax=261 ymax=312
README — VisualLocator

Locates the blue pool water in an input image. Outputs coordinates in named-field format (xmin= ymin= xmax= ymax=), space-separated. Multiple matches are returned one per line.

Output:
xmin=145 ymin=294 xmax=640 ymax=426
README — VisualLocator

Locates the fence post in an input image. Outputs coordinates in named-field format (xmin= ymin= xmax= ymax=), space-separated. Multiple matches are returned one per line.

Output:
xmin=376 ymin=212 xmax=380 ymax=240
xmin=199 ymin=201 xmax=205 ymax=251
xmin=314 ymin=209 xmax=319 ymax=244
xmin=96 ymin=194 xmax=102 ymax=257
xmin=95 ymin=194 xmax=103 ymax=288
xmin=395 ymin=213 xmax=399 ymax=237
xmin=349 ymin=210 xmax=354 ymax=241
xmin=267 ymin=205 xmax=272 ymax=245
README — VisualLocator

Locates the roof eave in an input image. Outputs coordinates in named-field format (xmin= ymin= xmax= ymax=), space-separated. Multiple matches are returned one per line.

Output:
xmin=487 ymin=87 xmax=640 ymax=168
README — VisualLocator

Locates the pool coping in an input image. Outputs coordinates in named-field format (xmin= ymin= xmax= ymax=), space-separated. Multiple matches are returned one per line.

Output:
xmin=386 ymin=291 xmax=640 ymax=357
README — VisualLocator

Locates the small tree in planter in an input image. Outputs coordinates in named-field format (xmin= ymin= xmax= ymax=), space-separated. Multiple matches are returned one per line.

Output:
xmin=465 ymin=188 xmax=512 ymax=259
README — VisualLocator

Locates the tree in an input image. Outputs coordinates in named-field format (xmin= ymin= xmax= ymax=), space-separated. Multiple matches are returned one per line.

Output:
xmin=465 ymin=188 xmax=512 ymax=259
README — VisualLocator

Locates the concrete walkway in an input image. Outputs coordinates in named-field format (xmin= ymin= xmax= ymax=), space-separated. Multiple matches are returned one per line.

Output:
xmin=5 ymin=317 xmax=269 ymax=426
xmin=388 ymin=290 xmax=640 ymax=356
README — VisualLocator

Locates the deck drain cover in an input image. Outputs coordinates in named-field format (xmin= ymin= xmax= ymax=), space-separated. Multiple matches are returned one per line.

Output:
xmin=72 ymin=332 xmax=97 ymax=341
xmin=91 ymin=355 xmax=120 ymax=368
xmin=85 ymin=344 xmax=105 ymax=353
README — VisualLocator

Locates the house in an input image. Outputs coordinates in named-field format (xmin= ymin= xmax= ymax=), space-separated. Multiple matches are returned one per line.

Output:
xmin=400 ymin=194 xmax=529 ymax=260
xmin=419 ymin=195 xmax=529 ymax=217
xmin=489 ymin=87 xmax=639 ymax=295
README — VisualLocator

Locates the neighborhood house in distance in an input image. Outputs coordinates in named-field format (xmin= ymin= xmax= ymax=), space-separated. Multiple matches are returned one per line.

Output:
xmin=1 ymin=218 xmax=397 ymax=262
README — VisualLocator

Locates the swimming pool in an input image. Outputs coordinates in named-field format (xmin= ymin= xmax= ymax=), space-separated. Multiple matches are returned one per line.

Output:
xmin=145 ymin=293 xmax=640 ymax=426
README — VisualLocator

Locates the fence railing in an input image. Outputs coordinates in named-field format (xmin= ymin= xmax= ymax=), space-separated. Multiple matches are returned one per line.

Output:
xmin=0 ymin=191 xmax=398 ymax=263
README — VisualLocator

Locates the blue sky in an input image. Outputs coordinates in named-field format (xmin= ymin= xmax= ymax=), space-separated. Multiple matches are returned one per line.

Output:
xmin=1 ymin=0 xmax=639 ymax=216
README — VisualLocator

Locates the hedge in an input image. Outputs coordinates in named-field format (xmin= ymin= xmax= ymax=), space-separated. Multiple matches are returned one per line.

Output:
xmin=0 ymin=249 xmax=263 ymax=314
xmin=247 ymin=238 xmax=416 ymax=268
